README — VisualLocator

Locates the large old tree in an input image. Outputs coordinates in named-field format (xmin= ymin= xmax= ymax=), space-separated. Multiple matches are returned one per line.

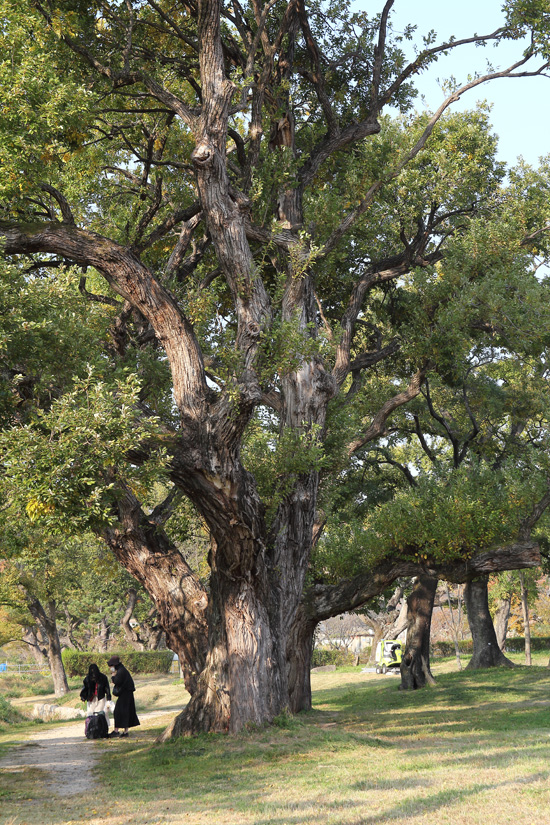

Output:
xmin=1 ymin=0 xmax=549 ymax=733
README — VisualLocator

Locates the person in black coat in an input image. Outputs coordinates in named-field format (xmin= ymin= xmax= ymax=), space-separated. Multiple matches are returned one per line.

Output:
xmin=80 ymin=663 xmax=111 ymax=722
xmin=107 ymin=655 xmax=140 ymax=737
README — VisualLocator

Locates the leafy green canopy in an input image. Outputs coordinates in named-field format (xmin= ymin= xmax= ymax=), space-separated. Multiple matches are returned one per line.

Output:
xmin=0 ymin=0 xmax=549 ymax=595
xmin=1 ymin=370 xmax=167 ymax=530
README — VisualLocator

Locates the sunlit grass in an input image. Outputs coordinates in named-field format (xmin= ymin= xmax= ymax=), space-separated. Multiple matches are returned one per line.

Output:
xmin=1 ymin=661 xmax=550 ymax=824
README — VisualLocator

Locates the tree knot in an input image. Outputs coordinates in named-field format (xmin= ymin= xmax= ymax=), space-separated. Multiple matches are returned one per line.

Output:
xmin=192 ymin=141 xmax=215 ymax=168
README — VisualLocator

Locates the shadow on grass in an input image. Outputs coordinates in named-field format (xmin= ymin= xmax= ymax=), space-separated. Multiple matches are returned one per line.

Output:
xmin=2 ymin=666 xmax=550 ymax=825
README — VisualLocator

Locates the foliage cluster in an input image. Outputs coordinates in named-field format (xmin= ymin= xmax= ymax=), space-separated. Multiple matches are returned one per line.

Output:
xmin=0 ymin=695 xmax=24 ymax=725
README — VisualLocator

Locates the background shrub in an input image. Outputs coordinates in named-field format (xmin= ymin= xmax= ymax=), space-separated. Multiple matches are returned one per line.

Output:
xmin=432 ymin=636 xmax=550 ymax=656
xmin=62 ymin=650 xmax=174 ymax=677
xmin=0 ymin=695 xmax=24 ymax=725
xmin=311 ymin=649 xmax=355 ymax=667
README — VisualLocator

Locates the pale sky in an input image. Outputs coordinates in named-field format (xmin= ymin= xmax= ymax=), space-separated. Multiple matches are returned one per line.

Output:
xmin=381 ymin=1 xmax=549 ymax=167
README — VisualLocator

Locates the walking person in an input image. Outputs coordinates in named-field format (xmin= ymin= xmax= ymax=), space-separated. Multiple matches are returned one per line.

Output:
xmin=107 ymin=655 xmax=140 ymax=738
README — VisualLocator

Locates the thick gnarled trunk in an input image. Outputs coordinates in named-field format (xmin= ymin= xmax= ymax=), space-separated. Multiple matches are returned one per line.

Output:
xmin=161 ymin=577 xmax=283 ymax=736
xmin=465 ymin=576 xmax=514 ymax=668
xmin=399 ymin=574 xmax=438 ymax=690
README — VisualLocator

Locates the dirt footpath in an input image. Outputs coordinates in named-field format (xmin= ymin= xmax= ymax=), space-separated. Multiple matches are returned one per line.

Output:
xmin=0 ymin=710 xmax=173 ymax=798
xmin=0 ymin=718 xmax=100 ymax=797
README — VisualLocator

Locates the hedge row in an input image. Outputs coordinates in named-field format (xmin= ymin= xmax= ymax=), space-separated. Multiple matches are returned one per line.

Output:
xmin=311 ymin=649 xmax=356 ymax=667
xmin=500 ymin=635 xmax=550 ymax=654
xmin=62 ymin=650 xmax=174 ymax=677
xmin=432 ymin=636 xmax=550 ymax=656
xmin=312 ymin=636 xmax=550 ymax=668
xmin=432 ymin=640 xmax=473 ymax=656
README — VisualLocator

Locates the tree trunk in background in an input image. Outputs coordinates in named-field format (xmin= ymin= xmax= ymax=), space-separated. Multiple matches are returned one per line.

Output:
xmin=400 ymin=574 xmax=438 ymax=690
xmin=28 ymin=598 xmax=69 ymax=695
xmin=494 ymin=596 xmax=511 ymax=651
xmin=286 ymin=606 xmax=317 ymax=713
xmin=368 ymin=624 xmax=384 ymax=665
xmin=519 ymin=571 xmax=531 ymax=665
xmin=62 ymin=608 xmax=83 ymax=651
xmin=23 ymin=627 xmax=48 ymax=666
xmin=142 ymin=609 xmax=164 ymax=650
xmin=121 ymin=588 xmax=146 ymax=651
xmin=465 ymin=576 xmax=514 ymax=668
xmin=443 ymin=583 xmax=463 ymax=670
xmin=97 ymin=616 xmax=110 ymax=652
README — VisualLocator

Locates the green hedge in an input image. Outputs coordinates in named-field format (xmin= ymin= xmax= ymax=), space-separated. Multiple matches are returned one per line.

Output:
xmin=500 ymin=636 xmax=550 ymax=654
xmin=62 ymin=650 xmax=174 ymax=677
xmin=432 ymin=636 xmax=550 ymax=657
xmin=432 ymin=640 xmax=473 ymax=656
xmin=311 ymin=648 xmax=355 ymax=667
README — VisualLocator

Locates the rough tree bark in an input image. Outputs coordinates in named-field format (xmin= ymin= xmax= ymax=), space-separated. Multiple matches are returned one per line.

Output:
xmin=465 ymin=576 xmax=514 ymax=668
xmin=399 ymin=574 xmax=438 ymax=690
xmin=140 ymin=609 xmax=164 ymax=650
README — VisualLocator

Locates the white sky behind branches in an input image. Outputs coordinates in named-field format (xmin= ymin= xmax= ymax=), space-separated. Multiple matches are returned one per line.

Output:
xmin=378 ymin=1 xmax=549 ymax=167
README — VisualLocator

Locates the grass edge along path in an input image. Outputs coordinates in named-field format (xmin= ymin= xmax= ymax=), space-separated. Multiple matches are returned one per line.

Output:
xmin=1 ymin=662 xmax=550 ymax=825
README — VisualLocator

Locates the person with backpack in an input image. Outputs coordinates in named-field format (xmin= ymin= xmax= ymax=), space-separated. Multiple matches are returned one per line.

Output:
xmin=107 ymin=655 xmax=140 ymax=738
xmin=80 ymin=663 xmax=111 ymax=739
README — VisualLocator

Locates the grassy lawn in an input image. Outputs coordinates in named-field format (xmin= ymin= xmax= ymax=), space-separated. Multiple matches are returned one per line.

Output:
xmin=1 ymin=655 xmax=550 ymax=825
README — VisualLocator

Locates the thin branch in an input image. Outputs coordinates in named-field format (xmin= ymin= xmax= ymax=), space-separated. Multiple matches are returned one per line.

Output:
xmin=296 ymin=0 xmax=339 ymax=135
xmin=313 ymin=53 xmax=547 ymax=258
xmin=148 ymin=486 xmax=182 ymax=526
xmin=371 ymin=1 xmax=394 ymax=107
xmin=137 ymin=202 xmax=202 ymax=251
xmin=347 ymin=364 xmax=430 ymax=454
xmin=38 ymin=183 xmax=75 ymax=225
xmin=164 ymin=214 xmax=203 ymax=277
xmin=413 ymin=413 xmax=437 ymax=464
xmin=519 ymin=486 xmax=550 ymax=541
xmin=79 ymin=276 xmax=123 ymax=307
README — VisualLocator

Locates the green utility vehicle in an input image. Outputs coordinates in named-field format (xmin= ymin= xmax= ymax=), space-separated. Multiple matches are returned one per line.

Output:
xmin=374 ymin=639 xmax=403 ymax=674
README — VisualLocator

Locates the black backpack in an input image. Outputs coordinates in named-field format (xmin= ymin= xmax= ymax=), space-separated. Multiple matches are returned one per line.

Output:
xmin=85 ymin=711 xmax=108 ymax=739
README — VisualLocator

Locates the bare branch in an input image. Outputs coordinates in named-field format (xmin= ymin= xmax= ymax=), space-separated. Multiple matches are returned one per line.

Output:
xmin=519 ymin=486 xmax=550 ymax=541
